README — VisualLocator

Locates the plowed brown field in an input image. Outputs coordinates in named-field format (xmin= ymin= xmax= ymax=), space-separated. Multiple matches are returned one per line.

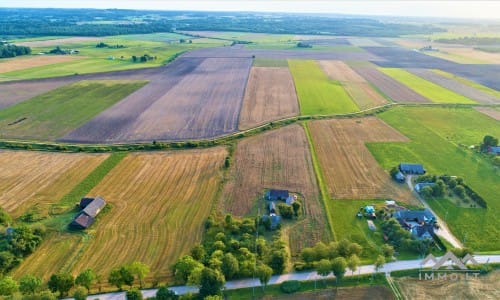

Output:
xmin=239 ymin=67 xmax=299 ymax=129
xmin=220 ymin=124 xmax=330 ymax=254
xmin=69 ymin=148 xmax=227 ymax=278
xmin=309 ymin=117 xmax=418 ymax=204
xmin=319 ymin=61 xmax=388 ymax=109
xmin=475 ymin=107 xmax=500 ymax=121
xmin=0 ymin=151 xmax=109 ymax=218
xmin=0 ymin=55 xmax=83 ymax=73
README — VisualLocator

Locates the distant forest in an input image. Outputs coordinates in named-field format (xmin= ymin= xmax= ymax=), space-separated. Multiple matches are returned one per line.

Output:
xmin=0 ymin=43 xmax=31 ymax=58
xmin=0 ymin=8 xmax=444 ymax=37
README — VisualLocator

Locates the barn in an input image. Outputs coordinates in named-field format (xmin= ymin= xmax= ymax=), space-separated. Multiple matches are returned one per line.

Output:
xmin=399 ymin=163 xmax=426 ymax=175
xmin=266 ymin=189 xmax=289 ymax=201
xmin=71 ymin=196 xmax=106 ymax=229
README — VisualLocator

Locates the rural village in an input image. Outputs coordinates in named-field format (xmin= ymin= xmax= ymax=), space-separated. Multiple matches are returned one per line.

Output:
xmin=0 ymin=5 xmax=499 ymax=300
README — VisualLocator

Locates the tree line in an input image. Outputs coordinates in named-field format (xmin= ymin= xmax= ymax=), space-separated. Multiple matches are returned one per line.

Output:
xmin=0 ymin=44 xmax=31 ymax=58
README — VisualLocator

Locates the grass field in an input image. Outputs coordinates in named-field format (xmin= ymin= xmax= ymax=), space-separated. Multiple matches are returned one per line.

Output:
xmin=367 ymin=106 xmax=500 ymax=251
xmin=0 ymin=151 xmax=109 ymax=218
xmin=379 ymin=68 xmax=476 ymax=104
xmin=252 ymin=58 xmax=288 ymax=67
xmin=0 ymin=80 xmax=147 ymax=140
xmin=288 ymin=60 xmax=359 ymax=115
xmin=0 ymin=55 xmax=84 ymax=74
xmin=432 ymin=69 xmax=500 ymax=99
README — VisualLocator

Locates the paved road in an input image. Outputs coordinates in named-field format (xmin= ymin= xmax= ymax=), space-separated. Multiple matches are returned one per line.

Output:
xmin=82 ymin=255 xmax=500 ymax=300
xmin=406 ymin=175 xmax=463 ymax=248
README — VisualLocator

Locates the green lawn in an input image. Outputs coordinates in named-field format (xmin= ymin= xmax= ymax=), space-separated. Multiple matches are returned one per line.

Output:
xmin=432 ymin=69 xmax=500 ymax=98
xmin=367 ymin=106 xmax=500 ymax=251
xmin=379 ymin=68 xmax=476 ymax=104
xmin=289 ymin=60 xmax=359 ymax=115
xmin=0 ymin=80 xmax=147 ymax=140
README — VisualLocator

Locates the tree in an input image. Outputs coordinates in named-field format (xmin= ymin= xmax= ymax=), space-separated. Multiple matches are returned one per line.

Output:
xmin=481 ymin=135 xmax=498 ymax=152
xmin=316 ymin=259 xmax=331 ymax=286
xmin=0 ymin=251 xmax=17 ymax=274
xmin=129 ymin=261 xmax=150 ymax=288
xmin=190 ymin=244 xmax=206 ymax=261
xmin=221 ymin=253 xmax=239 ymax=280
xmin=454 ymin=185 xmax=466 ymax=199
xmin=19 ymin=274 xmax=42 ymax=294
xmin=156 ymin=285 xmax=178 ymax=300
xmin=301 ymin=247 xmax=316 ymax=265
xmin=9 ymin=225 xmax=43 ymax=256
xmin=199 ymin=268 xmax=225 ymax=298
xmin=374 ymin=255 xmax=385 ymax=273
xmin=75 ymin=269 xmax=96 ymax=292
xmin=330 ymin=257 xmax=347 ymax=288
xmin=0 ymin=276 xmax=18 ymax=296
xmin=108 ymin=268 xmax=124 ymax=290
xmin=47 ymin=273 xmax=74 ymax=297
xmin=174 ymin=255 xmax=204 ymax=283
xmin=382 ymin=244 xmax=394 ymax=258
xmin=120 ymin=266 xmax=135 ymax=288
xmin=73 ymin=287 xmax=88 ymax=300
xmin=256 ymin=264 xmax=273 ymax=291
xmin=132 ymin=55 xmax=137 ymax=62
xmin=347 ymin=254 xmax=361 ymax=276
xmin=277 ymin=203 xmax=293 ymax=219
xmin=203 ymin=296 xmax=223 ymax=300
xmin=291 ymin=201 xmax=301 ymax=217
xmin=268 ymin=249 xmax=287 ymax=274
xmin=420 ymin=186 xmax=433 ymax=198
xmin=126 ymin=288 xmax=143 ymax=300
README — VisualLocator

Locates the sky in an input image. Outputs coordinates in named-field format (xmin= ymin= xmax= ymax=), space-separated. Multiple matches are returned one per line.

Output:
xmin=1 ymin=1 xmax=500 ymax=20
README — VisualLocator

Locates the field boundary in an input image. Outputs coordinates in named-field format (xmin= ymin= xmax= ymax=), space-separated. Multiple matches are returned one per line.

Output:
xmin=0 ymin=103 xmax=498 ymax=153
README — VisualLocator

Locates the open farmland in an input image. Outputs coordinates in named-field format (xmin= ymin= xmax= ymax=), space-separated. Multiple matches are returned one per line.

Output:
xmin=64 ymin=57 xmax=252 ymax=142
xmin=352 ymin=67 xmax=430 ymax=103
xmin=379 ymin=68 xmax=476 ymax=104
xmin=367 ymin=106 xmax=500 ymax=250
xmin=319 ymin=61 xmax=388 ymax=109
xmin=220 ymin=124 xmax=330 ymax=254
xmin=288 ymin=60 xmax=358 ymax=115
xmin=266 ymin=285 xmax=394 ymax=300
xmin=0 ymin=55 xmax=84 ymax=74
xmin=407 ymin=68 xmax=499 ymax=104
xmin=396 ymin=270 xmax=500 ymax=300
xmin=308 ymin=117 xmax=418 ymax=204
xmin=15 ymin=37 xmax=102 ymax=47
xmin=0 ymin=151 xmax=109 ymax=218
xmin=238 ymin=67 xmax=299 ymax=129
xmin=432 ymin=69 xmax=500 ymax=99
xmin=475 ymin=107 xmax=500 ymax=121
xmin=0 ymin=80 xmax=147 ymax=140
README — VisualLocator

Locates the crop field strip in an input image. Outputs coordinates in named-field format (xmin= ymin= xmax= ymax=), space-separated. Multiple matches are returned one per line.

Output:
xmin=407 ymin=68 xmax=499 ymax=104
xmin=474 ymin=107 xmax=500 ymax=121
xmin=308 ymin=117 xmax=418 ymax=204
xmin=367 ymin=106 xmax=500 ymax=250
xmin=351 ymin=66 xmax=430 ymax=103
xmin=220 ymin=124 xmax=330 ymax=255
xmin=0 ymin=55 xmax=84 ymax=74
xmin=238 ymin=67 xmax=299 ymax=130
xmin=0 ymin=151 xmax=109 ymax=218
xmin=0 ymin=80 xmax=147 ymax=141
xmin=319 ymin=60 xmax=388 ymax=109
xmin=288 ymin=60 xmax=359 ymax=115
xmin=379 ymin=68 xmax=476 ymax=104
xmin=431 ymin=69 xmax=500 ymax=99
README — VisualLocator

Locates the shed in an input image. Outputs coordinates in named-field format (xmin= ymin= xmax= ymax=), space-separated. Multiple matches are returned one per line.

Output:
xmin=385 ymin=200 xmax=396 ymax=207
xmin=79 ymin=197 xmax=95 ymax=209
xmin=395 ymin=171 xmax=405 ymax=182
xmin=364 ymin=205 xmax=375 ymax=214
xmin=83 ymin=196 xmax=106 ymax=218
xmin=367 ymin=220 xmax=376 ymax=231
xmin=399 ymin=163 xmax=426 ymax=175
xmin=269 ymin=202 xmax=276 ymax=214
xmin=488 ymin=146 xmax=500 ymax=155
xmin=266 ymin=189 xmax=289 ymax=201
xmin=71 ymin=212 xmax=95 ymax=229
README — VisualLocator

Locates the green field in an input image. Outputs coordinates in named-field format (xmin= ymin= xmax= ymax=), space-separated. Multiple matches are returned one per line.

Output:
xmin=252 ymin=58 xmax=289 ymax=67
xmin=366 ymin=106 xmax=500 ymax=251
xmin=289 ymin=60 xmax=359 ymax=115
xmin=432 ymin=69 xmax=500 ymax=98
xmin=0 ymin=80 xmax=147 ymax=140
xmin=379 ymin=68 xmax=476 ymax=104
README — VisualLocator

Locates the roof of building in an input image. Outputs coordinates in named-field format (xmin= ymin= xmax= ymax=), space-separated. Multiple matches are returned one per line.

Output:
xmin=268 ymin=189 xmax=289 ymax=200
xmin=365 ymin=205 xmax=375 ymax=213
xmin=412 ymin=223 xmax=435 ymax=239
xmin=489 ymin=146 xmax=500 ymax=154
xmin=82 ymin=196 xmax=106 ymax=218
xmin=415 ymin=182 xmax=436 ymax=192
xmin=71 ymin=212 xmax=95 ymax=229
xmin=80 ymin=197 xmax=95 ymax=209
xmin=395 ymin=209 xmax=435 ymax=223
xmin=399 ymin=163 xmax=425 ymax=174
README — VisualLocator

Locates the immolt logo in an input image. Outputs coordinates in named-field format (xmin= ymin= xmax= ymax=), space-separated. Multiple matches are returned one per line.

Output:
xmin=419 ymin=251 xmax=480 ymax=281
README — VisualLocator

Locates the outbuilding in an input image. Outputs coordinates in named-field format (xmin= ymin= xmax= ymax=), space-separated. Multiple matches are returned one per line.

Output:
xmin=399 ymin=163 xmax=426 ymax=175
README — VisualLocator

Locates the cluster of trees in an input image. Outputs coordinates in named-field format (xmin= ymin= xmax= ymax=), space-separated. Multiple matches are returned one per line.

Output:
xmin=0 ymin=209 xmax=45 ymax=274
xmin=0 ymin=44 xmax=31 ymax=58
xmin=480 ymin=135 xmax=498 ymax=152
xmin=173 ymin=214 xmax=288 ymax=296
xmin=132 ymin=54 xmax=157 ymax=63
xmin=416 ymin=175 xmax=487 ymax=208
xmin=296 ymin=42 xmax=312 ymax=48
xmin=178 ymin=39 xmax=192 ymax=44
xmin=96 ymin=42 xmax=125 ymax=48
xmin=380 ymin=218 xmax=433 ymax=256
xmin=435 ymin=37 xmax=500 ymax=46
xmin=48 ymin=46 xmax=73 ymax=55
xmin=275 ymin=201 xmax=301 ymax=220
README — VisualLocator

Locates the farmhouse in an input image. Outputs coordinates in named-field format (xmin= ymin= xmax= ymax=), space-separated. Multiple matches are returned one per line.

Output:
xmin=395 ymin=209 xmax=435 ymax=226
xmin=399 ymin=163 xmax=426 ymax=175
xmin=71 ymin=196 xmax=106 ymax=229
xmin=266 ymin=189 xmax=289 ymax=201
xmin=415 ymin=182 xmax=436 ymax=193
xmin=411 ymin=223 xmax=435 ymax=240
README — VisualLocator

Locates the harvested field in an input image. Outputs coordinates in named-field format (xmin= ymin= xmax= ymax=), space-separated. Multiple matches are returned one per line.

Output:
xmin=319 ymin=61 xmax=388 ymax=108
xmin=0 ymin=151 xmax=109 ymax=218
xmin=308 ymin=117 xmax=418 ymax=204
xmin=16 ymin=37 xmax=101 ymax=47
xmin=61 ymin=148 xmax=227 ymax=279
xmin=396 ymin=270 xmax=500 ymax=300
xmin=352 ymin=67 xmax=430 ymax=103
xmin=348 ymin=38 xmax=384 ymax=47
xmin=408 ymin=68 xmax=499 ymax=104
xmin=475 ymin=107 xmax=500 ymax=121
xmin=239 ymin=67 xmax=299 ymax=130
xmin=0 ymin=55 xmax=83 ymax=73
xmin=63 ymin=57 xmax=252 ymax=142
xmin=220 ymin=125 xmax=329 ymax=254
xmin=268 ymin=285 xmax=394 ymax=300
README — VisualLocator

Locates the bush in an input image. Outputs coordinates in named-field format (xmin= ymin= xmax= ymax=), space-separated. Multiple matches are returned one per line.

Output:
xmin=280 ymin=280 xmax=301 ymax=294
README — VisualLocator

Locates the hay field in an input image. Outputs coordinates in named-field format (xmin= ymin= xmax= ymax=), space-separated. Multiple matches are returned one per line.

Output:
xmin=15 ymin=37 xmax=101 ymax=47
xmin=220 ymin=124 xmax=329 ymax=254
xmin=69 ymin=148 xmax=227 ymax=278
xmin=238 ymin=67 xmax=299 ymax=129
xmin=0 ymin=55 xmax=84 ymax=73
xmin=396 ymin=270 xmax=500 ymax=300
xmin=319 ymin=61 xmax=388 ymax=108
xmin=308 ymin=117 xmax=418 ymax=204
xmin=475 ymin=107 xmax=500 ymax=121
xmin=0 ymin=151 xmax=109 ymax=218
